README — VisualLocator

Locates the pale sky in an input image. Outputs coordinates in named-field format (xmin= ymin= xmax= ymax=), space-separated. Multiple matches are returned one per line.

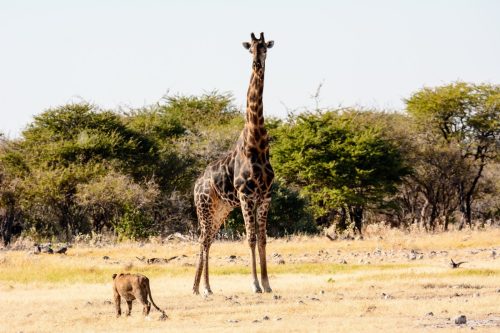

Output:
xmin=1 ymin=0 xmax=499 ymax=137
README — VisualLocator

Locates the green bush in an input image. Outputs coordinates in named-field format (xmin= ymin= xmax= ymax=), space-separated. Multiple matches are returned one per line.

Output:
xmin=113 ymin=206 xmax=156 ymax=240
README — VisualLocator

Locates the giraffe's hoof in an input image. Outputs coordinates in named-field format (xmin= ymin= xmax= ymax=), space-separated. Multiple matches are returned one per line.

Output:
xmin=252 ymin=285 xmax=263 ymax=293
xmin=264 ymin=286 xmax=273 ymax=293
xmin=203 ymin=288 xmax=213 ymax=296
xmin=193 ymin=290 xmax=200 ymax=295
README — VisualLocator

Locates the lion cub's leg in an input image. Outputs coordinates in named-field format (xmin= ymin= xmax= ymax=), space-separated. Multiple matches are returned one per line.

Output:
xmin=113 ymin=290 xmax=122 ymax=317
xmin=136 ymin=289 xmax=151 ymax=316
xmin=126 ymin=300 xmax=133 ymax=316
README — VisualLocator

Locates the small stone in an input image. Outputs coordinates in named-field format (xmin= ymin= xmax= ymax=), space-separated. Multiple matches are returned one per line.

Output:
xmin=228 ymin=255 xmax=237 ymax=260
xmin=339 ymin=259 xmax=347 ymax=264
xmin=275 ymin=317 xmax=282 ymax=321
xmin=103 ymin=300 xmax=112 ymax=305
xmin=320 ymin=290 xmax=325 ymax=294
xmin=474 ymin=292 xmax=480 ymax=297
xmin=297 ymin=300 xmax=305 ymax=304
xmin=273 ymin=294 xmax=281 ymax=300
xmin=454 ymin=315 xmax=467 ymax=325
xmin=311 ymin=297 xmax=320 ymax=301
xmin=102 ymin=256 xmax=110 ymax=260
xmin=227 ymin=319 xmax=239 ymax=323
xmin=277 ymin=258 xmax=285 ymax=265
xmin=426 ymin=312 xmax=434 ymax=316
xmin=491 ymin=250 xmax=496 ymax=258
xmin=263 ymin=315 xmax=270 ymax=320
xmin=381 ymin=293 xmax=393 ymax=299
xmin=252 ymin=320 xmax=260 ymax=323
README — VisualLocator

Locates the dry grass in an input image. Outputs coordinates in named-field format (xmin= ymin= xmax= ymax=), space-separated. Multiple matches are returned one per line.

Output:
xmin=1 ymin=228 xmax=499 ymax=332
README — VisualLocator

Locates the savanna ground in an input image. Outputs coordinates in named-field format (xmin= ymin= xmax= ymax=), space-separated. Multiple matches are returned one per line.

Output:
xmin=1 ymin=227 xmax=499 ymax=332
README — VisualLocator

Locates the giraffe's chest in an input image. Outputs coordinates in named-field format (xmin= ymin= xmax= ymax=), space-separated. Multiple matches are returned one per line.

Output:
xmin=233 ymin=157 xmax=274 ymax=197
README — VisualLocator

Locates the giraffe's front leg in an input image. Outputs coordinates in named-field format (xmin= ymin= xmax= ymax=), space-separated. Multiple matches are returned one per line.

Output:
xmin=240 ymin=196 xmax=262 ymax=293
xmin=257 ymin=198 xmax=272 ymax=293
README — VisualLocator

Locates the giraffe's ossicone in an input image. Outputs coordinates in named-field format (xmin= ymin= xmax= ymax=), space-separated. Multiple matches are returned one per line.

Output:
xmin=193 ymin=32 xmax=275 ymax=295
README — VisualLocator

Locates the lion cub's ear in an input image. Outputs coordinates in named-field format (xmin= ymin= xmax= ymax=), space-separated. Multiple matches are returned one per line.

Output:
xmin=112 ymin=273 xmax=117 ymax=279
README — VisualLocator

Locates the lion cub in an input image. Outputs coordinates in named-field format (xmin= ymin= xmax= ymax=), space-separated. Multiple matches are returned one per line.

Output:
xmin=112 ymin=273 xmax=167 ymax=319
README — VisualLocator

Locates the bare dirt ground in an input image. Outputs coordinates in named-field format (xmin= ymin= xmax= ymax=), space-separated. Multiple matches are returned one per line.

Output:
xmin=1 ymin=228 xmax=499 ymax=332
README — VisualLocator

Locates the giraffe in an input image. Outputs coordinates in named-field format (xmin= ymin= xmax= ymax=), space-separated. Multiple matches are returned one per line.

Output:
xmin=192 ymin=32 xmax=275 ymax=295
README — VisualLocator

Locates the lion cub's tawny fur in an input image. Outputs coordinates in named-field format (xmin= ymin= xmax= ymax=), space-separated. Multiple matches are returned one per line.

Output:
xmin=112 ymin=273 xmax=166 ymax=318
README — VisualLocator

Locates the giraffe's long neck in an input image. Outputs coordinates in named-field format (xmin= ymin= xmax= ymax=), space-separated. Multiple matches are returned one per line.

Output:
xmin=244 ymin=64 xmax=266 ymax=146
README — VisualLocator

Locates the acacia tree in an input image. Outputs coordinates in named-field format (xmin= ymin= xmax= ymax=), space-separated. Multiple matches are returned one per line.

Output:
xmin=272 ymin=110 xmax=409 ymax=234
xmin=406 ymin=82 xmax=500 ymax=228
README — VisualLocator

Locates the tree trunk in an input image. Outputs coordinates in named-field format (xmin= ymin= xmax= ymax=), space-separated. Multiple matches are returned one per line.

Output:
xmin=336 ymin=206 xmax=348 ymax=232
xmin=444 ymin=215 xmax=449 ymax=231
xmin=429 ymin=203 xmax=438 ymax=231
xmin=1 ymin=206 xmax=15 ymax=246
xmin=419 ymin=198 xmax=429 ymax=230
xmin=350 ymin=206 xmax=363 ymax=235
xmin=458 ymin=161 xmax=485 ymax=230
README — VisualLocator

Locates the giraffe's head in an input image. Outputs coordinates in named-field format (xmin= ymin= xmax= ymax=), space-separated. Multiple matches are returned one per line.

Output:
xmin=242 ymin=32 xmax=274 ymax=69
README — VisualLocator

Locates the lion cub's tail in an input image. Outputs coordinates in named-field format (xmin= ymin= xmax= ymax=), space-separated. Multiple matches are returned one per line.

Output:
xmin=146 ymin=279 xmax=167 ymax=318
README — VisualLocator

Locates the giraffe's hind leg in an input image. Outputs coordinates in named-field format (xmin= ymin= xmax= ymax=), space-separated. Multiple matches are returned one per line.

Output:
xmin=202 ymin=202 xmax=231 ymax=295
xmin=193 ymin=241 xmax=204 ymax=295
xmin=193 ymin=189 xmax=212 ymax=295
xmin=193 ymin=180 xmax=215 ymax=295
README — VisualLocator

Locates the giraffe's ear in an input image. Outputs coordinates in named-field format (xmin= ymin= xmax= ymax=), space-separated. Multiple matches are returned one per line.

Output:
xmin=266 ymin=41 xmax=274 ymax=49
xmin=242 ymin=42 xmax=251 ymax=50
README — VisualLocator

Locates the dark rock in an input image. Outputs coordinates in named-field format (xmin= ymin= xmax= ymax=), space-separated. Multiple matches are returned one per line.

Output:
xmin=381 ymin=293 xmax=394 ymax=299
xmin=454 ymin=315 xmax=467 ymax=325
xmin=55 ymin=247 xmax=67 ymax=254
